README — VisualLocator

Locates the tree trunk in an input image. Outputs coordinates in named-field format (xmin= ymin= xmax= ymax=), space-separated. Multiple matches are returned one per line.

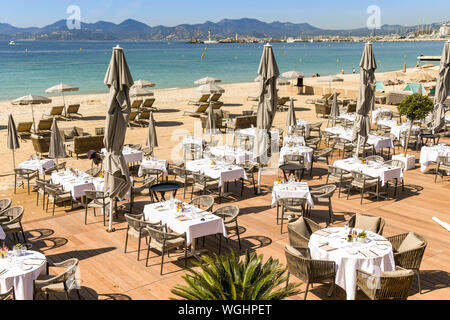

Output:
xmin=403 ymin=121 xmax=414 ymax=157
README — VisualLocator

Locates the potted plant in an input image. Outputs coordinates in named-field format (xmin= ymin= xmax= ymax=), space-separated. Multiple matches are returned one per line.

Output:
xmin=398 ymin=93 xmax=433 ymax=157
xmin=357 ymin=231 xmax=368 ymax=243
xmin=171 ymin=250 xmax=300 ymax=300
xmin=13 ymin=243 xmax=23 ymax=256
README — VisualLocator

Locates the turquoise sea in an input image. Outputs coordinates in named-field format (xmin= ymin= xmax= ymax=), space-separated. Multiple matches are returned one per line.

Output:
xmin=0 ymin=40 xmax=445 ymax=101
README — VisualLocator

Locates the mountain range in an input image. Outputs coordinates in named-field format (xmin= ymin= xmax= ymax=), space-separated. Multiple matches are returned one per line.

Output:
xmin=0 ymin=18 xmax=441 ymax=41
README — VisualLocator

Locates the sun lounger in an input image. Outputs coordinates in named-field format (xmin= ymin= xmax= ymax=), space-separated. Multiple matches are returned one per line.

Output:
xmin=17 ymin=122 xmax=33 ymax=140
xmin=35 ymin=119 xmax=53 ymax=133
xmin=64 ymin=104 xmax=83 ymax=120
xmin=42 ymin=106 xmax=64 ymax=120
xmin=142 ymin=98 xmax=156 ymax=111
xmin=277 ymin=97 xmax=290 ymax=111
xmin=183 ymin=103 xmax=210 ymax=118
xmin=209 ymin=93 xmax=222 ymax=103
xmin=131 ymin=99 xmax=143 ymax=109
xmin=188 ymin=94 xmax=210 ymax=106
xmin=67 ymin=135 xmax=105 ymax=159
xmin=137 ymin=110 xmax=150 ymax=127
xmin=247 ymin=94 xmax=259 ymax=101
xmin=31 ymin=134 xmax=50 ymax=157
xmin=128 ymin=111 xmax=139 ymax=127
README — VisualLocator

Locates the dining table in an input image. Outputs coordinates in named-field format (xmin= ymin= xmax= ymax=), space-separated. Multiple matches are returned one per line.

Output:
xmin=138 ymin=158 xmax=168 ymax=177
xmin=271 ymin=181 xmax=314 ymax=208
xmin=308 ymin=227 xmax=395 ymax=300
xmin=283 ymin=135 xmax=306 ymax=147
xmin=101 ymin=146 xmax=143 ymax=164
xmin=0 ymin=250 xmax=47 ymax=300
xmin=279 ymin=146 xmax=314 ymax=169
xmin=419 ymin=144 xmax=450 ymax=172
xmin=377 ymin=119 xmax=421 ymax=143
xmin=18 ymin=158 xmax=55 ymax=176
xmin=209 ymin=145 xmax=254 ymax=164
xmin=185 ymin=158 xmax=247 ymax=188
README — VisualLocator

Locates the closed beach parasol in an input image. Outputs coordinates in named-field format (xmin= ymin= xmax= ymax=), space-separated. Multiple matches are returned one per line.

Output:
xmin=205 ymin=102 xmax=216 ymax=142
xmin=132 ymin=80 xmax=155 ymax=88
xmin=48 ymin=118 xmax=67 ymax=162
xmin=431 ymin=41 xmax=450 ymax=134
xmin=130 ymin=86 xmax=154 ymax=97
xmin=285 ymin=98 xmax=296 ymax=127
xmin=329 ymin=91 xmax=339 ymax=127
xmin=11 ymin=94 xmax=52 ymax=132
xmin=45 ymin=83 xmax=79 ymax=114
xmin=353 ymin=42 xmax=377 ymax=157
xmin=146 ymin=111 xmax=158 ymax=149
xmin=103 ymin=45 xmax=134 ymax=232
xmin=195 ymin=83 xmax=225 ymax=94
xmin=7 ymin=114 xmax=20 ymax=169
xmin=194 ymin=77 xmax=221 ymax=85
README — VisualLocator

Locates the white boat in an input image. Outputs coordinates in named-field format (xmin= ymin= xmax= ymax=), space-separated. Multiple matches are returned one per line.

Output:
xmin=9 ymin=40 xmax=16 ymax=45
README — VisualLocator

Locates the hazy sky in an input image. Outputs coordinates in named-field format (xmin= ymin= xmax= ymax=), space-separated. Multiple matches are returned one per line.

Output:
xmin=1 ymin=0 xmax=449 ymax=29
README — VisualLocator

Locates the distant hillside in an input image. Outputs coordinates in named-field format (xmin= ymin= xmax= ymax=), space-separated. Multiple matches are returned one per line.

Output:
xmin=0 ymin=18 xmax=443 ymax=41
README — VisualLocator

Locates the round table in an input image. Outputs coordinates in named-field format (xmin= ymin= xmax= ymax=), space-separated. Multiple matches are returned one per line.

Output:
xmin=0 ymin=250 xmax=47 ymax=300
xmin=308 ymin=227 xmax=395 ymax=300
xmin=150 ymin=182 xmax=181 ymax=202
xmin=279 ymin=164 xmax=305 ymax=181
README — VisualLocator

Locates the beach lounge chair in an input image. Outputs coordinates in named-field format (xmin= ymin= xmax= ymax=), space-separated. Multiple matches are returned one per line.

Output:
xmin=183 ymin=103 xmax=210 ymax=118
xmin=247 ymin=94 xmax=259 ymax=101
xmin=131 ymin=99 xmax=143 ymax=110
xmin=277 ymin=97 xmax=290 ymax=111
xmin=386 ymin=91 xmax=412 ymax=105
xmin=188 ymin=94 xmax=210 ymax=106
xmin=128 ymin=111 xmax=139 ymax=127
xmin=64 ymin=104 xmax=83 ymax=120
xmin=42 ymin=106 xmax=64 ymax=120
xmin=17 ymin=122 xmax=33 ymax=140
xmin=137 ymin=110 xmax=150 ymax=127
xmin=142 ymin=98 xmax=156 ymax=111
xmin=227 ymin=115 xmax=257 ymax=130
xmin=35 ymin=119 xmax=53 ymax=133
xmin=209 ymin=93 xmax=222 ymax=103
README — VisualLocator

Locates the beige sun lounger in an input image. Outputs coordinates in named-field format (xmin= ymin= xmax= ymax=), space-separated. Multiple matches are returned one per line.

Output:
xmin=188 ymin=94 xmax=210 ymax=105
xmin=131 ymin=99 xmax=143 ymax=109
xmin=183 ymin=103 xmax=210 ymax=118
xmin=42 ymin=106 xmax=64 ymax=119
xmin=64 ymin=104 xmax=83 ymax=120
xmin=128 ymin=111 xmax=139 ymax=127
xmin=208 ymin=93 xmax=222 ymax=103
xmin=17 ymin=122 xmax=33 ymax=140
xmin=142 ymin=98 xmax=156 ymax=110
xmin=35 ymin=119 xmax=53 ymax=133
xmin=137 ymin=110 xmax=150 ymax=127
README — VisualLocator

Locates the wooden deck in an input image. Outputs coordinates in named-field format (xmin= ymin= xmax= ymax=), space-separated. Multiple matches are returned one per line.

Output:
xmin=3 ymin=143 xmax=450 ymax=300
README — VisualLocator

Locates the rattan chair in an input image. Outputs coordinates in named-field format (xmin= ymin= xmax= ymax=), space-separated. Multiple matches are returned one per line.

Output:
xmin=0 ymin=206 xmax=26 ymax=242
xmin=0 ymin=287 xmax=15 ymax=300
xmin=0 ymin=198 xmax=12 ymax=215
xmin=387 ymin=232 xmax=427 ymax=294
xmin=333 ymin=137 xmax=353 ymax=159
xmin=356 ymin=267 xmax=414 ymax=300
xmin=347 ymin=171 xmax=381 ymax=204
xmin=43 ymin=162 xmax=66 ymax=179
xmin=309 ymin=122 xmax=323 ymax=137
xmin=129 ymin=176 xmax=156 ymax=213
xmin=237 ymin=161 xmax=258 ymax=195
xmin=141 ymin=168 xmax=164 ymax=184
xmin=435 ymin=155 xmax=450 ymax=182
xmin=124 ymin=213 xmax=161 ymax=261
xmin=284 ymin=245 xmax=336 ymax=300
xmin=278 ymin=197 xmax=307 ymax=234
xmin=84 ymin=190 xmax=110 ymax=226
xmin=35 ymin=179 xmax=56 ymax=210
xmin=33 ymin=258 xmax=80 ymax=300
xmin=141 ymin=146 xmax=154 ymax=157
xmin=45 ymin=186 xmax=73 ymax=216
xmin=191 ymin=172 xmax=220 ymax=200
xmin=348 ymin=213 xmax=385 ymax=235
xmin=212 ymin=205 xmax=241 ymax=254
xmin=188 ymin=195 xmax=214 ymax=212
xmin=308 ymin=184 xmax=336 ymax=225
xmin=384 ymin=159 xmax=405 ymax=196
xmin=145 ymin=224 xmax=188 ymax=275
xmin=85 ymin=166 xmax=101 ymax=177
xmin=287 ymin=217 xmax=322 ymax=247
xmin=14 ymin=168 xmax=38 ymax=194
xmin=326 ymin=165 xmax=352 ymax=198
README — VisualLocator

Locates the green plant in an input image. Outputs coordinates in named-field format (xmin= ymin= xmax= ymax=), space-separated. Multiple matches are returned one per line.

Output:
xmin=358 ymin=231 xmax=367 ymax=239
xmin=397 ymin=93 xmax=433 ymax=156
xmin=14 ymin=243 xmax=22 ymax=249
xmin=171 ymin=250 xmax=301 ymax=300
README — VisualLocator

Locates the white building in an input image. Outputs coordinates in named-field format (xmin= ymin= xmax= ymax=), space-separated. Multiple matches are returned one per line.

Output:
xmin=439 ymin=23 xmax=450 ymax=37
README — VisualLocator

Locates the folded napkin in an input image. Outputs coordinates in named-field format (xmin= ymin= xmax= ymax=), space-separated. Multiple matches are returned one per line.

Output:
xmin=156 ymin=207 xmax=168 ymax=212
xmin=319 ymin=244 xmax=338 ymax=252
xmin=315 ymin=230 xmax=331 ymax=237
xmin=359 ymin=250 xmax=379 ymax=258
xmin=176 ymin=216 xmax=191 ymax=222
xmin=375 ymin=240 xmax=391 ymax=246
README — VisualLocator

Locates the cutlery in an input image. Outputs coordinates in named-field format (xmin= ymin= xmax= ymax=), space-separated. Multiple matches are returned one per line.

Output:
xmin=0 ymin=269 xmax=8 ymax=276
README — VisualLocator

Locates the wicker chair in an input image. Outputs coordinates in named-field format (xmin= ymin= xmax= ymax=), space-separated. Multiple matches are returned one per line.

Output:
xmin=356 ymin=266 xmax=414 ymax=300
xmin=141 ymin=168 xmax=164 ymax=184
xmin=435 ymin=155 xmax=450 ymax=183
xmin=145 ymin=224 xmax=188 ymax=275
xmin=309 ymin=122 xmax=323 ymax=137
xmin=278 ymin=198 xmax=307 ymax=234
xmin=352 ymin=142 xmax=374 ymax=158
xmin=0 ymin=206 xmax=26 ymax=243
xmin=306 ymin=137 xmax=321 ymax=151
xmin=212 ymin=205 xmax=241 ymax=254
xmin=43 ymin=162 xmax=67 ymax=179
xmin=141 ymin=146 xmax=154 ymax=157
xmin=0 ymin=198 xmax=12 ymax=215
xmin=33 ymin=258 xmax=80 ymax=300
xmin=84 ymin=190 xmax=110 ymax=226
xmin=333 ymin=137 xmax=353 ymax=159
xmin=387 ymin=232 xmax=427 ymax=294
xmin=326 ymin=165 xmax=352 ymax=198
xmin=129 ymin=176 xmax=156 ymax=213
xmin=14 ymin=168 xmax=38 ymax=194
xmin=287 ymin=217 xmax=322 ymax=247
xmin=85 ymin=166 xmax=101 ymax=177
xmin=189 ymin=195 xmax=214 ymax=212
xmin=308 ymin=184 xmax=337 ymax=225
xmin=124 ymin=213 xmax=161 ymax=261
xmin=366 ymin=155 xmax=385 ymax=164
xmin=347 ymin=171 xmax=381 ymax=204
xmin=348 ymin=213 xmax=385 ymax=235
xmin=237 ymin=161 xmax=258 ymax=195
xmin=35 ymin=179 xmax=59 ymax=210
xmin=284 ymin=246 xmax=336 ymax=300
xmin=0 ymin=287 xmax=15 ymax=300
xmin=191 ymin=173 xmax=220 ymax=200
xmin=384 ymin=159 xmax=405 ymax=196
xmin=281 ymin=155 xmax=306 ymax=181
xmin=311 ymin=147 xmax=334 ymax=177
xmin=45 ymin=186 xmax=73 ymax=216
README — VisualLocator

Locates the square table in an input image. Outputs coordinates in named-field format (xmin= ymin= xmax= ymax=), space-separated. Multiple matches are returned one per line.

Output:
xmin=209 ymin=145 xmax=253 ymax=164
xmin=279 ymin=146 xmax=314 ymax=169
xmin=18 ymin=158 xmax=55 ymax=176
xmin=185 ymin=159 xmax=247 ymax=187
xmin=283 ymin=135 xmax=306 ymax=147
xmin=272 ymin=181 xmax=314 ymax=208
xmin=101 ymin=146 xmax=143 ymax=164
xmin=372 ymin=107 xmax=392 ymax=124
xmin=138 ymin=158 xmax=168 ymax=177
xmin=419 ymin=145 xmax=450 ymax=172
xmin=51 ymin=170 xmax=97 ymax=199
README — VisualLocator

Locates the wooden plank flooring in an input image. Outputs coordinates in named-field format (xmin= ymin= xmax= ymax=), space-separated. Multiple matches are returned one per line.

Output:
xmin=3 ymin=141 xmax=450 ymax=300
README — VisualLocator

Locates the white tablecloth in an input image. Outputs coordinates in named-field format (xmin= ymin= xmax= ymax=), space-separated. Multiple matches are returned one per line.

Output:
xmin=182 ymin=137 xmax=205 ymax=148
xmin=239 ymin=128 xmax=280 ymax=143
xmin=271 ymin=181 xmax=314 ymax=208
xmin=209 ymin=146 xmax=254 ymax=164
xmin=338 ymin=113 xmax=356 ymax=123
xmin=283 ymin=135 xmax=306 ymax=147
xmin=51 ymin=170 xmax=97 ymax=199
xmin=138 ymin=159 xmax=168 ymax=177
xmin=323 ymin=126 xmax=352 ymax=138
xmin=419 ymin=145 xmax=450 ymax=172
xmin=279 ymin=146 xmax=314 ymax=169
xmin=143 ymin=201 xmax=226 ymax=246
xmin=18 ymin=159 xmax=55 ymax=175
xmin=186 ymin=159 xmax=247 ymax=187
xmin=372 ymin=108 xmax=392 ymax=124
xmin=336 ymin=133 xmax=393 ymax=153
xmin=293 ymin=119 xmax=311 ymax=138
xmin=309 ymin=227 xmax=395 ymax=300
xmin=0 ymin=250 xmax=47 ymax=300
xmin=334 ymin=158 xmax=403 ymax=186
xmin=377 ymin=119 xmax=421 ymax=141
xmin=101 ymin=147 xmax=143 ymax=164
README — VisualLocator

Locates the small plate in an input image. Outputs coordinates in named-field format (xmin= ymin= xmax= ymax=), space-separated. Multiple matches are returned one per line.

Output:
xmin=317 ymin=238 xmax=328 ymax=245
xmin=346 ymin=248 xmax=358 ymax=255
xmin=377 ymin=244 xmax=391 ymax=250
xmin=21 ymin=265 xmax=33 ymax=271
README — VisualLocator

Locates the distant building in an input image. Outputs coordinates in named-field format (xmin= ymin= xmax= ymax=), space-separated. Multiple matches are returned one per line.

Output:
xmin=439 ymin=23 xmax=450 ymax=37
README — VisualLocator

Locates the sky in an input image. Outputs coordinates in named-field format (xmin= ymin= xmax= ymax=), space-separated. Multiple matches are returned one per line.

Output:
xmin=0 ymin=0 xmax=449 ymax=29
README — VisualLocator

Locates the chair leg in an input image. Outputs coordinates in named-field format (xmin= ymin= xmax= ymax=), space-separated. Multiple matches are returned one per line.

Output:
xmin=417 ymin=270 xmax=422 ymax=294
xmin=304 ymin=282 xmax=310 ymax=300
xmin=137 ymin=236 xmax=141 ymax=261
xmin=160 ymin=249 xmax=165 ymax=275
xmin=84 ymin=205 xmax=88 ymax=225
xmin=145 ymin=242 xmax=151 ymax=267
xmin=124 ymin=230 xmax=129 ymax=253
xmin=236 ymin=223 xmax=241 ymax=249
